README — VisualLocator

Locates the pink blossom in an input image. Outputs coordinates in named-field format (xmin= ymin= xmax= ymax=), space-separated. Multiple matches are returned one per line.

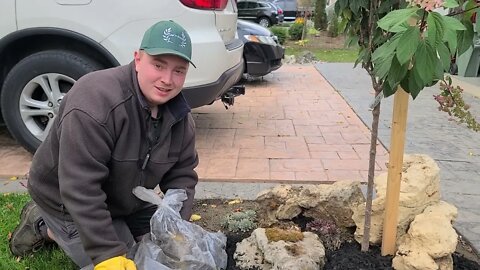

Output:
xmin=412 ymin=0 xmax=444 ymax=11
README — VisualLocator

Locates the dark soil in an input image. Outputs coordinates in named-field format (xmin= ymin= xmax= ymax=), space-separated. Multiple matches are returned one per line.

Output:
xmin=192 ymin=199 xmax=480 ymax=270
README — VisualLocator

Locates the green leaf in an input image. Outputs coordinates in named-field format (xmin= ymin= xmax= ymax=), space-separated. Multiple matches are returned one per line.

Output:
xmin=374 ymin=54 xmax=394 ymax=80
xmin=346 ymin=35 xmax=359 ymax=48
xmin=409 ymin=67 xmax=425 ymax=99
xmin=396 ymin=27 xmax=420 ymax=65
xmin=354 ymin=47 xmax=368 ymax=68
xmin=427 ymin=13 xmax=437 ymax=46
xmin=463 ymin=0 xmax=478 ymax=20
xmin=378 ymin=7 xmax=420 ymax=32
xmin=443 ymin=28 xmax=458 ymax=52
xmin=335 ymin=0 xmax=349 ymax=15
xmin=427 ymin=12 xmax=445 ymax=46
xmin=349 ymin=0 xmax=362 ymax=15
xmin=400 ymin=69 xmax=423 ymax=99
xmin=387 ymin=56 xmax=409 ymax=88
xmin=476 ymin=11 xmax=480 ymax=32
xmin=372 ymin=36 xmax=399 ymax=63
xmin=383 ymin=80 xmax=397 ymax=98
xmin=444 ymin=0 xmax=459 ymax=8
xmin=373 ymin=36 xmax=401 ymax=79
xmin=378 ymin=0 xmax=401 ymax=14
xmin=358 ymin=0 xmax=369 ymax=9
xmin=443 ymin=16 xmax=466 ymax=31
xmin=437 ymin=42 xmax=452 ymax=71
xmin=434 ymin=58 xmax=444 ymax=81
xmin=457 ymin=22 xmax=474 ymax=55
xmin=414 ymin=41 xmax=437 ymax=84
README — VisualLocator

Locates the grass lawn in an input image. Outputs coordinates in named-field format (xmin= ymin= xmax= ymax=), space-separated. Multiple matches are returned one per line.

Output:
xmin=285 ymin=47 xmax=359 ymax=63
xmin=0 ymin=193 xmax=75 ymax=270
xmin=280 ymin=30 xmax=359 ymax=63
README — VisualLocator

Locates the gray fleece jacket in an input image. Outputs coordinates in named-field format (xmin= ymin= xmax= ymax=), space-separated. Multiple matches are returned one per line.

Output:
xmin=28 ymin=62 xmax=198 ymax=264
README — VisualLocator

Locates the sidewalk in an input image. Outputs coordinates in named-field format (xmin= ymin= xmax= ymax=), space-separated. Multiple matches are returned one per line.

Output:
xmin=316 ymin=62 xmax=480 ymax=253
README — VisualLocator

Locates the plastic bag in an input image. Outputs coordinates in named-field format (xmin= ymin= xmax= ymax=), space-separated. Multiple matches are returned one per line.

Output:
xmin=130 ymin=187 xmax=227 ymax=270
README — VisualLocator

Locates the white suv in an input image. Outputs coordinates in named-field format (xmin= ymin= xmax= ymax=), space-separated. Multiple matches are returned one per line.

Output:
xmin=0 ymin=0 xmax=244 ymax=153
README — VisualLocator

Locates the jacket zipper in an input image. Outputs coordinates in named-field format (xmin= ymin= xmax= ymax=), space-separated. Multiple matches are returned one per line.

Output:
xmin=139 ymin=111 xmax=184 ymax=186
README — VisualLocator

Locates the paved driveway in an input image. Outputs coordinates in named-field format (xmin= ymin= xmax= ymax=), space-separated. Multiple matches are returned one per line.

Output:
xmin=0 ymin=64 xmax=388 ymax=188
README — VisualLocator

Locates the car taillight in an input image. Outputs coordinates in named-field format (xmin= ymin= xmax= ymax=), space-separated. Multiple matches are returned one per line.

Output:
xmin=180 ymin=0 xmax=228 ymax=10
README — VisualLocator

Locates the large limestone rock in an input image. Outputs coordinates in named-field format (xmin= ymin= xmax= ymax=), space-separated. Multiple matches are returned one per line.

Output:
xmin=392 ymin=201 xmax=458 ymax=270
xmin=352 ymin=154 xmax=441 ymax=244
xmin=234 ymin=228 xmax=325 ymax=270
xmin=256 ymin=181 xmax=365 ymax=228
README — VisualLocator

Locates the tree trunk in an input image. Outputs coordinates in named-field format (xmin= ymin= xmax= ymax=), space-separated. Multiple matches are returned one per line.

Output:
xmin=361 ymin=88 xmax=382 ymax=252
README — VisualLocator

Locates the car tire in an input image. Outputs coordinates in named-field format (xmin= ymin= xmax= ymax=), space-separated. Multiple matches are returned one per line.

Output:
xmin=1 ymin=50 xmax=101 ymax=153
xmin=258 ymin=17 xmax=271 ymax=27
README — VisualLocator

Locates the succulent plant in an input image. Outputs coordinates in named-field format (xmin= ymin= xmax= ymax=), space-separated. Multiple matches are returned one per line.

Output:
xmin=306 ymin=219 xmax=342 ymax=250
xmin=221 ymin=210 xmax=257 ymax=233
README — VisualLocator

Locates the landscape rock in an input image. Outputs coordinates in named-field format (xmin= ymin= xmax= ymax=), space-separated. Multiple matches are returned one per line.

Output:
xmin=352 ymin=154 xmax=441 ymax=244
xmin=299 ymin=181 xmax=365 ymax=228
xmin=283 ymin=55 xmax=296 ymax=64
xmin=295 ymin=51 xmax=317 ymax=64
xmin=392 ymin=201 xmax=458 ymax=270
xmin=234 ymin=228 xmax=325 ymax=270
xmin=256 ymin=181 xmax=365 ymax=228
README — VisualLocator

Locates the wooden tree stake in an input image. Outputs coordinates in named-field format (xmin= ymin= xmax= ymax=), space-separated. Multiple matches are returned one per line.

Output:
xmin=381 ymin=87 xmax=409 ymax=256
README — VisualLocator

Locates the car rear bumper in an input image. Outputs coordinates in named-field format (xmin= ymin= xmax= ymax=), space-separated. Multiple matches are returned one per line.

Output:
xmin=182 ymin=58 xmax=244 ymax=108
xmin=244 ymin=42 xmax=284 ymax=77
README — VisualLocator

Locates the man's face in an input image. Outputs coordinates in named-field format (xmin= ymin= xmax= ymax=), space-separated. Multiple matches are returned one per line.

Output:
xmin=134 ymin=51 xmax=189 ymax=107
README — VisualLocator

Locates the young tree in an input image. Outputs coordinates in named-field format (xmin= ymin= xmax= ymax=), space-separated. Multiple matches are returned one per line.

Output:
xmin=314 ymin=0 xmax=329 ymax=29
xmin=334 ymin=0 xmax=480 ymax=252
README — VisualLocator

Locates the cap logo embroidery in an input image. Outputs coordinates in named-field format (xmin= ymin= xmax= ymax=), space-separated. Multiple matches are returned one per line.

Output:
xmin=163 ymin=28 xmax=187 ymax=48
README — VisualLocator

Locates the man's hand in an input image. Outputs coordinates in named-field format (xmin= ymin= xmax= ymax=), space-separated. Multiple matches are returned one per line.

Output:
xmin=94 ymin=256 xmax=136 ymax=270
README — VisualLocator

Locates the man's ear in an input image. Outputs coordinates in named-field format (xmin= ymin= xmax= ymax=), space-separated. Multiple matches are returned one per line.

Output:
xmin=134 ymin=50 xmax=142 ymax=71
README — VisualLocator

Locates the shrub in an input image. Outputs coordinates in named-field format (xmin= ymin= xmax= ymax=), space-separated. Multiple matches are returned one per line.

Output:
xmin=327 ymin=14 xmax=339 ymax=37
xmin=314 ymin=0 xmax=328 ymax=30
xmin=270 ymin=26 xmax=287 ymax=45
xmin=288 ymin=22 xmax=304 ymax=41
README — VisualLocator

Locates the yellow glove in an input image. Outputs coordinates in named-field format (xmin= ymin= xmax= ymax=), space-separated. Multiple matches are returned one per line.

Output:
xmin=94 ymin=256 xmax=136 ymax=270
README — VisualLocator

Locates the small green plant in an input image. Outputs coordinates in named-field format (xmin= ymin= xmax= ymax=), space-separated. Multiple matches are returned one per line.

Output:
xmin=306 ymin=219 xmax=342 ymax=250
xmin=307 ymin=27 xmax=320 ymax=36
xmin=221 ymin=210 xmax=257 ymax=233
xmin=288 ymin=22 xmax=304 ymax=41
xmin=270 ymin=26 xmax=287 ymax=45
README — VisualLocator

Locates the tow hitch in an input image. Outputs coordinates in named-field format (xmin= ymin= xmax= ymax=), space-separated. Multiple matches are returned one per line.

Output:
xmin=221 ymin=85 xmax=245 ymax=109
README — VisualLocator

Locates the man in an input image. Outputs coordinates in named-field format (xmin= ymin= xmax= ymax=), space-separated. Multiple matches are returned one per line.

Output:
xmin=9 ymin=20 xmax=199 ymax=270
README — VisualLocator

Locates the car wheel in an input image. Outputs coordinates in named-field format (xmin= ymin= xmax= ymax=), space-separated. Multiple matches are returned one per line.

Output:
xmin=1 ymin=50 xmax=101 ymax=153
xmin=258 ymin=17 xmax=271 ymax=28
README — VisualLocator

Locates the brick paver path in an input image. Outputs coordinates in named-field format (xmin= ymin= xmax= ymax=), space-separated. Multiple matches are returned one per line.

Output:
xmin=0 ymin=65 xmax=389 ymax=185
xmin=192 ymin=65 xmax=388 ymax=183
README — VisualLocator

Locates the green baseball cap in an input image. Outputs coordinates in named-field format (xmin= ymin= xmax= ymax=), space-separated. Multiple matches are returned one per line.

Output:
xmin=140 ymin=20 xmax=195 ymax=68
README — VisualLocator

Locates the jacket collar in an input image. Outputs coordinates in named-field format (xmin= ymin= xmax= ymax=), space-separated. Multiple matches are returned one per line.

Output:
xmin=128 ymin=61 xmax=191 ymax=121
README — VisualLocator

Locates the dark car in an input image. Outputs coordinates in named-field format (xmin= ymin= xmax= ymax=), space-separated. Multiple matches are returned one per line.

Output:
xmin=237 ymin=19 xmax=285 ymax=77
xmin=266 ymin=0 xmax=297 ymax=21
xmin=237 ymin=0 xmax=284 ymax=27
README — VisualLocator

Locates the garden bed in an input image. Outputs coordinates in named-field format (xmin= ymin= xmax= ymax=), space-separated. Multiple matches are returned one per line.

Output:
xmin=192 ymin=199 xmax=480 ymax=270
